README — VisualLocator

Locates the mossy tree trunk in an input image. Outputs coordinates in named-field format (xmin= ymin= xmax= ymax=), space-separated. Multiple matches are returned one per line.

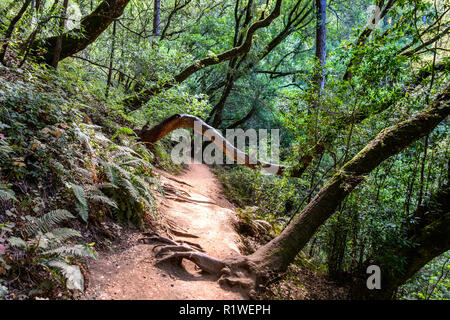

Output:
xmin=30 ymin=0 xmax=130 ymax=65
xmin=247 ymin=84 xmax=449 ymax=273
xmin=351 ymin=184 xmax=450 ymax=299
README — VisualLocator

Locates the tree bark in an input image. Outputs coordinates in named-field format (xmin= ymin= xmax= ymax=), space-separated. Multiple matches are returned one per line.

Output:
xmin=314 ymin=0 xmax=327 ymax=92
xmin=153 ymin=0 xmax=161 ymax=37
xmin=0 ymin=0 xmax=32 ymax=65
xmin=52 ymin=0 xmax=69 ymax=69
xmin=138 ymin=114 xmax=295 ymax=176
xmin=30 ymin=0 xmax=130 ymax=65
xmin=247 ymin=83 xmax=449 ymax=272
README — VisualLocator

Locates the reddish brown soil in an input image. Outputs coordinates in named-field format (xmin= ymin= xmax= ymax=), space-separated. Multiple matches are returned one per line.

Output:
xmin=85 ymin=163 xmax=247 ymax=300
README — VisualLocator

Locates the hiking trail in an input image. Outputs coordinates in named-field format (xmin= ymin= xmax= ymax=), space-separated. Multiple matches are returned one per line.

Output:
xmin=85 ymin=162 xmax=247 ymax=300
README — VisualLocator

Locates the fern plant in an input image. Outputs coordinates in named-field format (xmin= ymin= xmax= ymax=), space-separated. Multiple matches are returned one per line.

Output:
xmin=0 ymin=183 xmax=16 ymax=202
xmin=66 ymin=182 xmax=118 ymax=223
xmin=99 ymin=158 xmax=156 ymax=225
xmin=0 ymin=138 xmax=13 ymax=162
xmin=66 ymin=124 xmax=158 ymax=226
xmin=6 ymin=209 xmax=97 ymax=292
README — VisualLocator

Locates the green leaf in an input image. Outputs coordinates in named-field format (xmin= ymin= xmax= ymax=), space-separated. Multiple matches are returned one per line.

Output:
xmin=67 ymin=183 xmax=89 ymax=222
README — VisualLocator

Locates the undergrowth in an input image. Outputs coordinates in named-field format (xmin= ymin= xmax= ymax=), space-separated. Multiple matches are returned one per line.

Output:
xmin=0 ymin=59 xmax=169 ymax=299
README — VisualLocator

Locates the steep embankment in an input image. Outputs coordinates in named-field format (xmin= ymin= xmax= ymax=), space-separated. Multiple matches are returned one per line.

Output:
xmin=85 ymin=162 xmax=247 ymax=300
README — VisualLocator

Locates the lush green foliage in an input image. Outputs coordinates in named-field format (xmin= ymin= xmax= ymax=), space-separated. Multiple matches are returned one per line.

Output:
xmin=0 ymin=0 xmax=449 ymax=300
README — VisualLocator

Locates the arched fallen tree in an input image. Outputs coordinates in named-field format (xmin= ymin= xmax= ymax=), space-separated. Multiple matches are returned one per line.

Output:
xmin=138 ymin=113 xmax=312 ymax=177
xmin=139 ymin=84 xmax=449 ymax=297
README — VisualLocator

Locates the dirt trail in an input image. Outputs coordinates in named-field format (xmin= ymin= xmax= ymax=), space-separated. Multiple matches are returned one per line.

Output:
xmin=85 ymin=163 xmax=247 ymax=300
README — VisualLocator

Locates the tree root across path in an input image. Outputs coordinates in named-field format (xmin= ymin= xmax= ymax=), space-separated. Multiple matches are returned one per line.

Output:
xmin=139 ymin=232 xmax=267 ymax=297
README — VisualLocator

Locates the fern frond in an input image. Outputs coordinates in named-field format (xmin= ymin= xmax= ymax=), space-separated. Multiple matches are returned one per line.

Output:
xmin=67 ymin=183 xmax=89 ymax=222
xmin=33 ymin=228 xmax=80 ymax=250
xmin=47 ymin=259 xmax=84 ymax=291
xmin=119 ymin=178 xmax=141 ymax=204
xmin=25 ymin=210 xmax=75 ymax=235
xmin=0 ymin=139 xmax=13 ymax=161
xmin=94 ymin=182 xmax=118 ymax=190
xmin=87 ymin=194 xmax=118 ymax=209
xmin=43 ymin=244 xmax=98 ymax=259
xmin=7 ymin=236 xmax=27 ymax=248
xmin=109 ymin=162 xmax=132 ymax=180
xmin=131 ymin=175 xmax=149 ymax=194
xmin=40 ymin=210 xmax=75 ymax=232
xmin=119 ymin=157 xmax=149 ymax=168
xmin=74 ymin=127 xmax=94 ymax=156
xmin=72 ymin=166 xmax=94 ymax=181
xmin=131 ymin=176 xmax=155 ymax=208
xmin=100 ymin=160 xmax=119 ymax=185
xmin=114 ymin=145 xmax=139 ymax=157
xmin=45 ymin=228 xmax=81 ymax=244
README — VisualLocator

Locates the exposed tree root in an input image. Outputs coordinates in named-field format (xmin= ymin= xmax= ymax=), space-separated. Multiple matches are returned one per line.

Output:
xmin=162 ymin=183 xmax=218 ymax=205
xmin=163 ymin=184 xmax=191 ymax=197
xmin=138 ymin=232 xmax=204 ymax=252
xmin=137 ymin=230 xmax=267 ymax=296
xmin=163 ymin=219 xmax=201 ymax=239
xmin=160 ymin=175 xmax=194 ymax=188
xmin=157 ymin=251 xmax=227 ymax=274
xmin=168 ymin=228 xmax=201 ymax=239
xmin=141 ymin=232 xmax=269 ymax=297
xmin=165 ymin=195 xmax=218 ymax=206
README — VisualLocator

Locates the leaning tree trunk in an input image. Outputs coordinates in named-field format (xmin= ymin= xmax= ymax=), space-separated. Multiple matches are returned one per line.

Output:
xmin=0 ymin=0 xmax=32 ymax=65
xmin=351 ymin=184 xmax=450 ymax=300
xmin=138 ymin=114 xmax=293 ymax=176
xmin=140 ymin=84 xmax=448 ymax=296
xmin=30 ymin=0 xmax=130 ymax=65
xmin=248 ymin=84 xmax=449 ymax=272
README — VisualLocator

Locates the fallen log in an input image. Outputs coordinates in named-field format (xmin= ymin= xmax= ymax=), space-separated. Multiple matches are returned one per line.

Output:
xmin=138 ymin=114 xmax=298 ymax=176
